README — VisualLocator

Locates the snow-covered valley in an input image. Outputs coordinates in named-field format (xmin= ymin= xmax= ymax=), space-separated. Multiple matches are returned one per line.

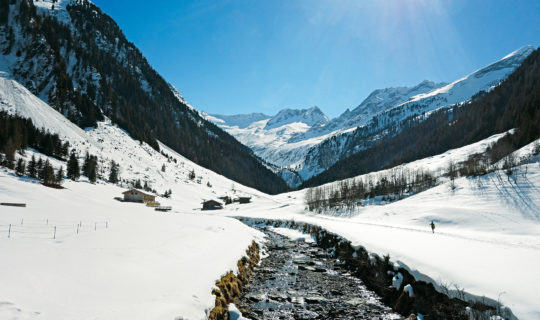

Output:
xmin=2 ymin=65 xmax=540 ymax=319
xmin=1 ymin=1 xmax=539 ymax=319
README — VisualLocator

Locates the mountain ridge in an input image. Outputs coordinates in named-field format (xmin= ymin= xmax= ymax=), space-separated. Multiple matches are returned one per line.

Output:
xmin=209 ymin=45 xmax=535 ymax=187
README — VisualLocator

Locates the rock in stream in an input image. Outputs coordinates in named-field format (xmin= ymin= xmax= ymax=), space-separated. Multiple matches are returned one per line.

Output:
xmin=237 ymin=228 xmax=403 ymax=320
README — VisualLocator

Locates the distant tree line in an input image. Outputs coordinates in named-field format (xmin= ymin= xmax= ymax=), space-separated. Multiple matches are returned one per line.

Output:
xmin=305 ymin=168 xmax=437 ymax=212
xmin=0 ymin=110 xmax=70 ymax=167
xmin=13 ymin=155 xmax=64 ymax=187
xmin=306 ymin=135 xmax=540 ymax=212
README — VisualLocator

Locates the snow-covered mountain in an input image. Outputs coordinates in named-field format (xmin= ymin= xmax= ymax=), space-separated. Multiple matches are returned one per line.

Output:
xmin=209 ymin=46 xmax=535 ymax=186
xmin=208 ymin=107 xmax=334 ymax=186
xmin=0 ymin=0 xmax=287 ymax=194
xmin=265 ymin=107 xmax=329 ymax=130
xmin=305 ymin=80 xmax=446 ymax=138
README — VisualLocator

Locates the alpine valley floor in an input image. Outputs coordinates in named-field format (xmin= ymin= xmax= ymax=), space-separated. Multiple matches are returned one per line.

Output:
xmin=1 ymin=138 xmax=540 ymax=320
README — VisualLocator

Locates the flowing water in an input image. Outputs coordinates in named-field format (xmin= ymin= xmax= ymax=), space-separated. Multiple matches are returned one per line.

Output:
xmin=237 ymin=228 xmax=403 ymax=320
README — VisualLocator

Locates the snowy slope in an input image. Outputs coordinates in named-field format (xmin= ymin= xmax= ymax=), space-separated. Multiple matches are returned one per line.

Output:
xmin=0 ymin=70 xmax=267 ymax=200
xmin=223 ymin=138 xmax=540 ymax=319
xmin=209 ymin=46 xmax=534 ymax=184
xmin=407 ymin=46 xmax=534 ymax=107
xmin=0 ymin=72 xmax=275 ymax=319
xmin=33 ymin=0 xmax=75 ymax=25
xmin=0 ymin=71 xmax=92 ymax=147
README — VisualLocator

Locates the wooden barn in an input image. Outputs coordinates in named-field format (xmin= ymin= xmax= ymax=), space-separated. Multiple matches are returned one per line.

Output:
xmin=122 ymin=189 xmax=156 ymax=203
xmin=202 ymin=200 xmax=223 ymax=210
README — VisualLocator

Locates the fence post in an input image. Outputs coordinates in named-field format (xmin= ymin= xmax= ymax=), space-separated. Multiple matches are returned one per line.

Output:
xmin=53 ymin=226 xmax=56 ymax=240
xmin=94 ymin=222 xmax=96 ymax=231
xmin=21 ymin=218 xmax=23 ymax=225
xmin=106 ymin=221 xmax=108 ymax=229
xmin=77 ymin=224 xmax=79 ymax=234
xmin=8 ymin=224 xmax=11 ymax=238
xmin=46 ymin=219 xmax=48 ymax=225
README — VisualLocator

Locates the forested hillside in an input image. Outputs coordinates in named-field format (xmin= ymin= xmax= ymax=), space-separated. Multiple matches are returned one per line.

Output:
xmin=0 ymin=0 xmax=287 ymax=194
xmin=303 ymin=48 xmax=540 ymax=187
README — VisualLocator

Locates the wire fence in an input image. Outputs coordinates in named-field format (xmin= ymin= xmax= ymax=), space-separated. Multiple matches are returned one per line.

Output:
xmin=0 ymin=219 xmax=109 ymax=240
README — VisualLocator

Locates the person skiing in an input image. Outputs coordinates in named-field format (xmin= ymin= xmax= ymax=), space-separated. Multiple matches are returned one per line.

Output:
xmin=430 ymin=221 xmax=435 ymax=233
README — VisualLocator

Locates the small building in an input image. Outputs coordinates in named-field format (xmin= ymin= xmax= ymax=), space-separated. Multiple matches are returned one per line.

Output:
xmin=238 ymin=196 xmax=252 ymax=204
xmin=202 ymin=200 xmax=223 ymax=210
xmin=122 ymin=189 xmax=156 ymax=203
xmin=233 ymin=196 xmax=252 ymax=204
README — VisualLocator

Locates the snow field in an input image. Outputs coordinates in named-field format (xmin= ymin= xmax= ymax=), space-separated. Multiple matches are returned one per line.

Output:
xmin=0 ymin=174 xmax=265 ymax=320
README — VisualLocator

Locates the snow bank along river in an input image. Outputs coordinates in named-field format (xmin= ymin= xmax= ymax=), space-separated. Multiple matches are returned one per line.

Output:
xmin=234 ymin=219 xmax=509 ymax=320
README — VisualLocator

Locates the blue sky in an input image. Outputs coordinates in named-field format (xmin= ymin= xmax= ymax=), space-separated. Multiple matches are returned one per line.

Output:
xmin=93 ymin=0 xmax=540 ymax=118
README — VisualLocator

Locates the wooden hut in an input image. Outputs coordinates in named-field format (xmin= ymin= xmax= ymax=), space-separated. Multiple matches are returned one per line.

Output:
xmin=202 ymin=200 xmax=223 ymax=210
xmin=122 ymin=189 xmax=156 ymax=203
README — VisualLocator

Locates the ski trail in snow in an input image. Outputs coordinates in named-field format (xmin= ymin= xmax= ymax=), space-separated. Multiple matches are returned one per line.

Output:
xmin=311 ymin=215 xmax=540 ymax=251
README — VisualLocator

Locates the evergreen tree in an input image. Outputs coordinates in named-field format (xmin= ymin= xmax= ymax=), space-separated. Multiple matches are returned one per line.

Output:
xmin=188 ymin=169 xmax=195 ymax=180
xmin=87 ymin=159 xmax=97 ymax=183
xmin=28 ymin=155 xmax=37 ymax=178
xmin=61 ymin=141 xmax=70 ymax=158
xmin=15 ymin=158 xmax=26 ymax=176
xmin=447 ymin=161 xmax=458 ymax=190
xmin=108 ymin=160 xmax=119 ymax=184
xmin=3 ymin=138 xmax=16 ymax=169
xmin=162 ymin=189 xmax=172 ymax=198
xmin=82 ymin=152 xmax=98 ymax=182
xmin=134 ymin=179 xmax=142 ymax=189
xmin=38 ymin=158 xmax=45 ymax=180
xmin=82 ymin=151 xmax=90 ymax=176
xmin=55 ymin=166 xmax=64 ymax=185
xmin=41 ymin=160 xmax=55 ymax=185
xmin=161 ymin=164 xmax=166 ymax=172
xmin=67 ymin=151 xmax=80 ymax=180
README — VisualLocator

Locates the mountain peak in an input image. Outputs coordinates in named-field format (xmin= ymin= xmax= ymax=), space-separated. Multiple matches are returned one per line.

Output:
xmin=502 ymin=45 xmax=535 ymax=60
xmin=265 ymin=106 xmax=329 ymax=130
xmin=344 ymin=79 xmax=445 ymax=122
